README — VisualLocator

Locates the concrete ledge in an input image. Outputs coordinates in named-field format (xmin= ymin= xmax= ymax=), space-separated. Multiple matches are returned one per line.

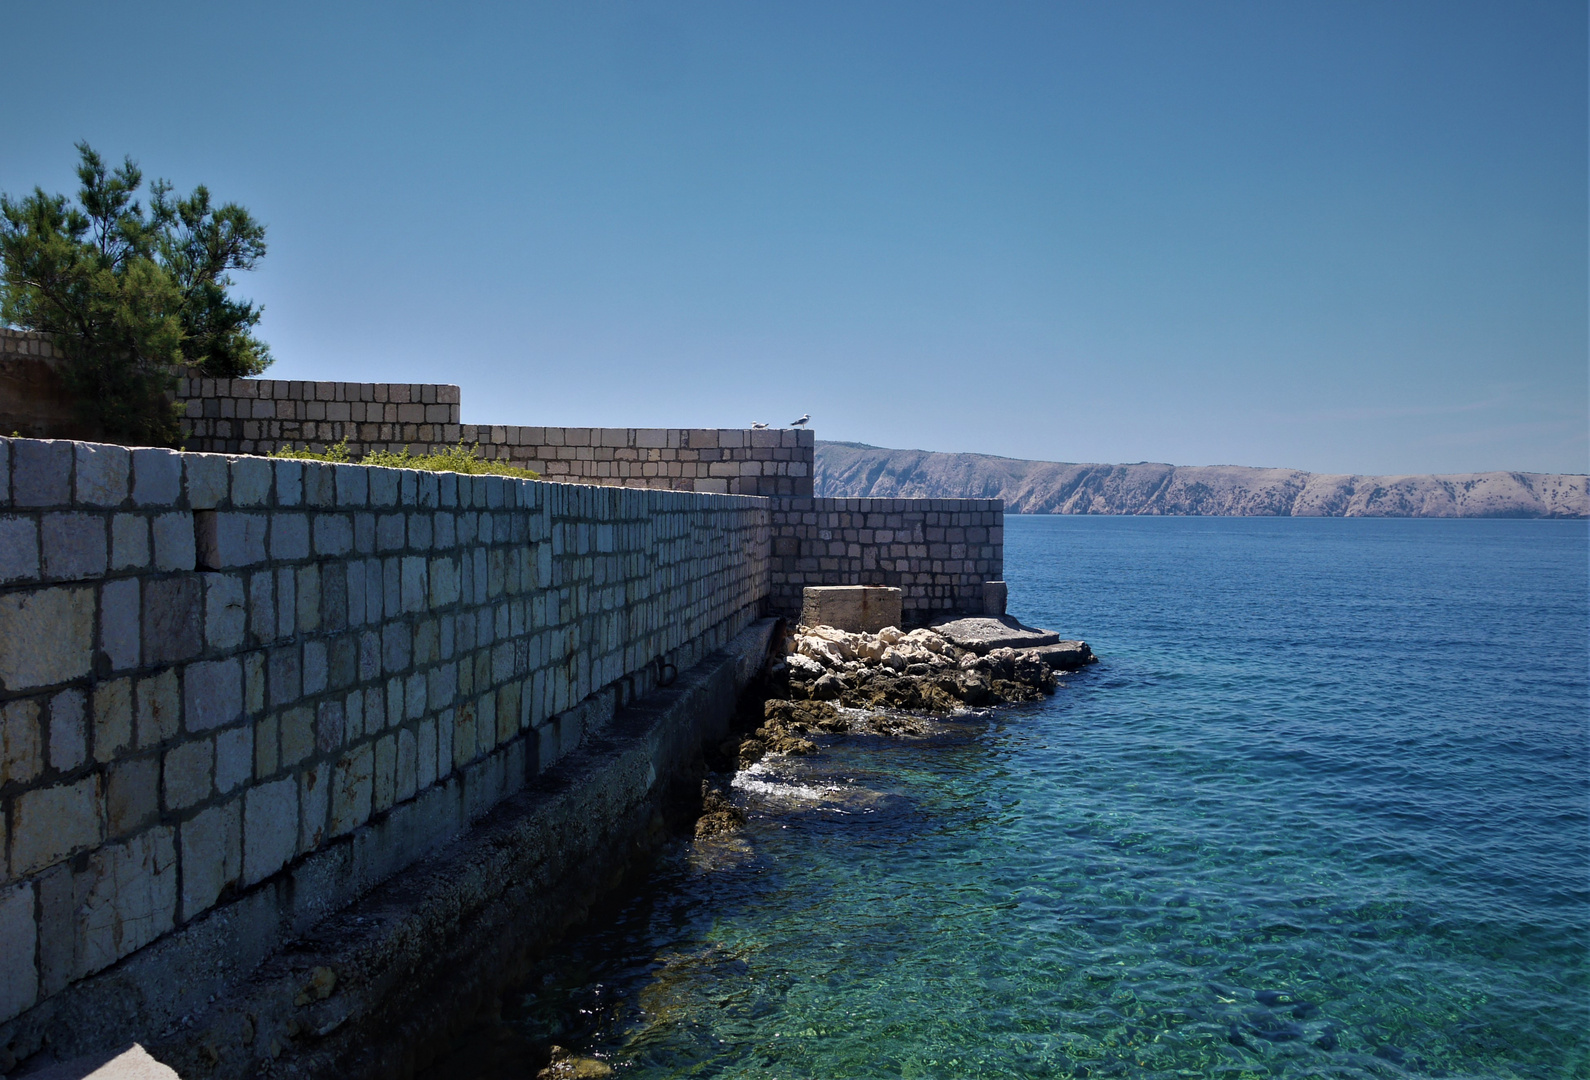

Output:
xmin=12 ymin=619 xmax=777 ymax=1080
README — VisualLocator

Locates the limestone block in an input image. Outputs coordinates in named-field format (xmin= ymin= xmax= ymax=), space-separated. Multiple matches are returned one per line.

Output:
xmin=75 ymin=826 xmax=177 ymax=976
xmin=135 ymin=670 xmax=180 ymax=747
xmin=180 ymin=799 xmax=241 ymax=920
xmin=0 ymin=881 xmax=39 ymax=1022
xmin=214 ymin=724 xmax=253 ymax=794
xmin=299 ymin=760 xmax=329 ymax=853
xmin=12 ymin=439 xmax=72 ymax=507
xmin=48 ymin=688 xmax=87 ymax=771
xmin=271 ymin=512 xmax=310 ymax=561
xmin=111 ymin=513 xmax=150 ymax=570
xmin=141 ymin=576 xmax=203 ymax=665
xmin=274 ymin=458 xmax=304 ymax=507
xmin=184 ymin=453 xmax=230 ymax=510
xmin=243 ymin=777 xmax=298 ymax=884
xmin=982 ymin=580 xmax=1008 ymax=617
xmin=151 ymin=511 xmax=196 ymax=572
xmin=313 ymin=513 xmax=354 ymax=557
xmin=1 ymin=697 xmax=42 ymax=786
xmin=373 ymin=734 xmax=397 ymax=811
xmin=0 ymin=515 xmax=39 ymax=584
xmin=12 ymin=775 xmax=104 ymax=877
xmin=74 ymin=443 xmax=130 ymax=506
xmin=0 ymin=586 xmax=94 ymax=689
xmin=230 ymin=455 xmax=272 ymax=507
xmin=100 ymin=577 xmax=141 ymax=672
xmin=41 ymin=512 xmax=108 ymax=580
xmin=195 ymin=511 xmax=268 ymax=569
xmin=203 ymin=572 xmax=246 ymax=649
xmin=107 ymin=755 xmax=159 ymax=837
xmin=799 ymin=585 xmax=903 ymax=635
xmin=279 ymin=705 xmax=315 ymax=768
xmin=93 ymin=679 xmax=133 ymax=763
xmin=163 ymin=738 xmax=213 ymax=811
xmin=329 ymin=742 xmax=374 ymax=837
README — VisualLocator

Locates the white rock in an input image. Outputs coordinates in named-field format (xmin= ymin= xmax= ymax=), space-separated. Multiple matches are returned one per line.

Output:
xmin=878 ymin=626 xmax=905 ymax=645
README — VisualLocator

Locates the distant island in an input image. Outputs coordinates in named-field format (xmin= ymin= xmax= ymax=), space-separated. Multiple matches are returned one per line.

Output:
xmin=816 ymin=442 xmax=1589 ymax=518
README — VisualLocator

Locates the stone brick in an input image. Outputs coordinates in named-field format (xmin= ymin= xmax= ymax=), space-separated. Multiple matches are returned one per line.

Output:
xmin=180 ymin=798 xmax=241 ymax=920
xmin=195 ymin=511 xmax=268 ymax=569
xmin=110 ymin=513 xmax=150 ymax=570
xmin=254 ymin=713 xmax=278 ymax=778
xmin=373 ymin=733 xmax=397 ymax=811
xmin=298 ymin=761 xmax=329 ymax=852
xmin=74 ymin=443 xmax=129 ymax=506
xmin=184 ymin=658 xmax=243 ymax=732
xmin=136 ymin=670 xmax=180 ymax=747
xmin=396 ymin=727 xmax=418 ymax=803
xmin=100 ymin=577 xmax=140 ymax=672
xmin=48 ymin=688 xmax=87 ymax=771
xmin=230 ymin=456 xmax=272 ymax=507
xmin=243 ymin=777 xmax=298 ymax=884
xmin=42 ymin=512 xmax=108 ymax=580
xmin=203 ymin=572 xmax=246 ymax=649
xmin=0 ymin=515 xmax=40 ymax=584
xmin=279 ymin=705 xmax=315 ymax=767
xmin=152 ymin=511 xmax=196 ymax=571
xmin=184 ymin=454 xmax=229 ymax=510
xmin=329 ymin=742 xmax=374 ymax=837
xmin=12 ymin=439 xmax=72 ymax=507
xmin=142 ymin=575 xmax=203 ymax=665
xmin=270 ymin=512 xmax=310 ymax=560
xmin=214 ymin=724 xmax=253 ymax=794
xmin=106 ymin=754 xmax=159 ymax=837
xmin=313 ymin=513 xmax=354 ymax=556
xmin=0 ymin=586 xmax=94 ymax=689
xmin=131 ymin=448 xmax=182 ymax=507
xmin=93 ymin=678 xmax=133 ymax=763
xmin=11 ymin=776 xmax=104 ymax=877
xmin=0 ymin=881 xmax=39 ymax=1023
xmin=1 ymin=697 xmax=43 ymax=786
xmin=74 ymin=826 xmax=177 ymax=976
xmin=274 ymin=460 xmax=303 ymax=507
xmin=164 ymin=737 xmax=213 ymax=810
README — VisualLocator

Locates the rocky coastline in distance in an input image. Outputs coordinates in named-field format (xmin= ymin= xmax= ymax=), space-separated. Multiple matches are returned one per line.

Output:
xmin=816 ymin=442 xmax=1589 ymax=518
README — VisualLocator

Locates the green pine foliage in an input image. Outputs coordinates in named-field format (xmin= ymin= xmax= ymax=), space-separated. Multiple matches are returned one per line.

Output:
xmin=272 ymin=439 xmax=541 ymax=480
xmin=0 ymin=144 xmax=272 ymax=446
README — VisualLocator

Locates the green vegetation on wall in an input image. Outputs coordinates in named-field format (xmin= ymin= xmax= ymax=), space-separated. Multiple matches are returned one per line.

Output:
xmin=272 ymin=439 xmax=541 ymax=480
xmin=0 ymin=144 xmax=271 ymax=446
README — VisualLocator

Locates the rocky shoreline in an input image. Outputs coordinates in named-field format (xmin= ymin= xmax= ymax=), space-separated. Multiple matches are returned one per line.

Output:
xmin=697 ymin=616 xmax=1096 ymax=837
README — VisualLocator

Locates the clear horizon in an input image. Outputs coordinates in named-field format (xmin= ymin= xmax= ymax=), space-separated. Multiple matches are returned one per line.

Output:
xmin=2 ymin=1 xmax=1584 ymax=476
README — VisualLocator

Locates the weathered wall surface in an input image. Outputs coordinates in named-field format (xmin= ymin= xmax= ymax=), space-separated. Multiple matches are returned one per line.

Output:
xmin=0 ymin=435 xmax=769 ymax=1046
xmin=767 ymin=497 xmax=1002 ymax=625
xmin=176 ymin=373 xmax=815 ymax=497
xmin=0 ymin=331 xmax=103 ymax=443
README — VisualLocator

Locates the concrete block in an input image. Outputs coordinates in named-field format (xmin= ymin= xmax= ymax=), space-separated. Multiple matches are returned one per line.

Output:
xmin=101 ymin=577 xmax=141 ymax=671
xmin=75 ymin=826 xmax=177 ymax=976
xmin=136 ymin=670 xmax=181 ymax=747
xmin=243 ymin=777 xmax=298 ymax=884
xmin=142 ymin=575 xmax=203 ymax=664
xmin=106 ymin=754 xmax=159 ymax=837
xmin=42 ymin=511 xmax=108 ymax=580
xmin=0 ymin=515 xmax=39 ymax=584
xmin=74 ymin=443 xmax=129 ymax=506
xmin=195 ymin=511 xmax=268 ymax=568
xmin=92 ymin=678 xmax=133 ymax=763
xmin=0 ymin=585 xmax=95 ymax=689
xmin=231 ymin=455 xmax=272 ymax=506
xmin=131 ymin=448 xmax=182 ymax=506
xmin=152 ymin=511 xmax=196 ymax=571
xmin=12 ymin=439 xmax=72 ymax=507
xmin=180 ymin=798 xmax=242 ymax=921
xmin=48 ymin=687 xmax=87 ymax=771
xmin=329 ymin=742 xmax=374 ymax=837
xmin=982 ymin=580 xmax=1007 ymax=616
xmin=11 ymin=775 xmax=104 ymax=876
xmin=184 ymin=453 xmax=230 ymax=509
xmin=0 ymin=881 xmax=38 ymax=1022
xmin=163 ymin=737 xmax=213 ymax=810
xmin=110 ymin=512 xmax=150 ymax=569
xmin=1 ymin=697 xmax=43 ymax=787
xmin=799 ymin=585 xmax=903 ymax=634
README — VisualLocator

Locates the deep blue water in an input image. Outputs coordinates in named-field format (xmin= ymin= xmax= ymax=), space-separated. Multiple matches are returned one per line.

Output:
xmin=496 ymin=517 xmax=1590 ymax=1079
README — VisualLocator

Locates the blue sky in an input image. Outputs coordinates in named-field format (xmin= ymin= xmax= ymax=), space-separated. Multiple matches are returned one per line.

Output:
xmin=2 ymin=1 xmax=1584 ymax=475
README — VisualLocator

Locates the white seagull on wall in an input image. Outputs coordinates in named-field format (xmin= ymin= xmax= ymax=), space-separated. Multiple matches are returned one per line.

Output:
xmin=790 ymin=414 xmax=810 ymax=428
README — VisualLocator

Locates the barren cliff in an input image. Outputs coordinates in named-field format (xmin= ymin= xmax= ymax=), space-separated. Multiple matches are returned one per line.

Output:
xmin=815 ymin=442 xmax=1589 ymax=518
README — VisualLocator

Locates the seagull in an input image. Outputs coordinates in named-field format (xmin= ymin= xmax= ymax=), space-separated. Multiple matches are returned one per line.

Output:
xmin=751 ymin=421 xmax=769 ymax=429
xmin=790 ymin=413 xmax=810 ymax=428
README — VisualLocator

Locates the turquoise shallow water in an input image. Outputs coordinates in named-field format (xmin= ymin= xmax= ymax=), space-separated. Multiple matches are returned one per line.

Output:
xmin=499 ymin=517 xmax=1589 ymax=1079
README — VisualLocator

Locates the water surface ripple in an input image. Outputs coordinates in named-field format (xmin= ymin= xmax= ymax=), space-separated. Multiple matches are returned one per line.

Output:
xmin=500 ymin=517 xmax=1589 ymax=1079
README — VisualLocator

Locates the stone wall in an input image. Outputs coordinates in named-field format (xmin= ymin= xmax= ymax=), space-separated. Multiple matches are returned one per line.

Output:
xmin=0 ymin=330 xmax=102 ymax=443
xmin=0 ymin=435 xmax=769 ymax=1032
xmin=767 ymin=497 xmax=1002 ymax=625
xmin=176 ymin=373 xmax=815 ymax=497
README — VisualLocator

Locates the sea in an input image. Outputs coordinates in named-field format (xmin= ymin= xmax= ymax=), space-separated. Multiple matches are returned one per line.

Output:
xmin=466 ymin=516 xmax=1590 ymax=1079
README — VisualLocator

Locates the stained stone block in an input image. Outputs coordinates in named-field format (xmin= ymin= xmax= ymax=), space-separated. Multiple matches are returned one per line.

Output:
xmin=12 ymin=439 xmax=72 ymax=507
xmin=0 ymin=881 xmax=39 ymax=1022
xmin=329 ymin=742 xmax=374 ymax=837
xmin=243 ymin=777 xmax=298 ymax=884
xmin=180 ymin=798 xmax=242 ymax=920
xmin=74 ymin=443 xmax=130 ymax=507
xmin=92 ymin=679 xmax=133 ymax=763
xmin=106 ymin=755 xmax=159 ymax=837
xmin=131 ymin=448 xmax=182 ymax=507
xmin=48 ymin=688 xmax=87 ymax=771
xmin=12 ymin=776 xmax=104 ymax=876
xmin=163 ymin=738 xmax=213 ymax=811
xmin=184 ymin=453 xmax=229 ymax=510
xmin=0 ymin=586 xmax=94 ymax=689
xmin=1 ymin=698 xmax=43 ymax=786
xmin=111 ymin=513 xmax=150 ymax=570
xmin=152 ymin=511 xmax=196 ymax=571
xmin=136 ymin=670 xmax=181 ymax=747
xmin=799 ymin=585 xmax=902 ymax=634
xmin=142 ymin=576 xmax=203 ymax=664
xmin=74 ymin=827 xmax=177 ymax=976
